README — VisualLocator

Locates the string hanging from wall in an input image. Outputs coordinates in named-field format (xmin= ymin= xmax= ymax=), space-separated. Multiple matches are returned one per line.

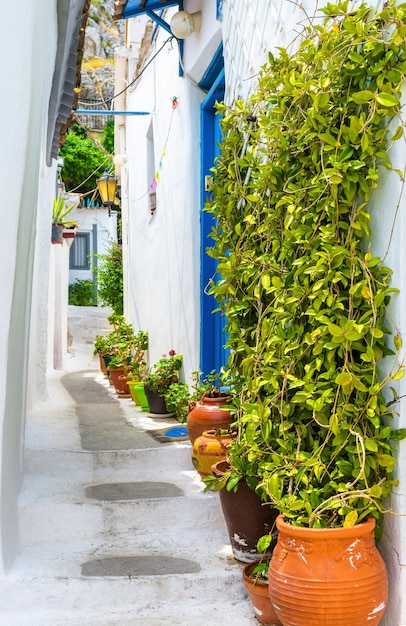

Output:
xmin=148 ymin=96 xmax=178 ymax=193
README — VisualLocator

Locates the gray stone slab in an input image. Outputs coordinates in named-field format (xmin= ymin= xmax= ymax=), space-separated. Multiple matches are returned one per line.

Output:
xmin=61 ymin=371 xmax=118 ymax=404
xmin=85 ymin=481 xmax=184 ymax=501
xmin=81 ymin=555 xmax=201 ymax=577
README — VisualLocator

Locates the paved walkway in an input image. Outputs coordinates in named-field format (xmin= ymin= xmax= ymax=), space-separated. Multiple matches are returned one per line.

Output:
xmin=0 ymin=306 xmax=257 ymax=625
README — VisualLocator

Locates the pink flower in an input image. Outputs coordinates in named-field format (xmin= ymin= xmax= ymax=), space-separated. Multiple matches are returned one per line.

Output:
xmin=141 ymin=372 xmax=146 ymax=378
xmin=162 ymin=353 xmax=167 ymax=358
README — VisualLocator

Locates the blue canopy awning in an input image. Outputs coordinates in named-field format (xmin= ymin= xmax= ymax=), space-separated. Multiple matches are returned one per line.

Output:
xmin=118 ymin=0 xmax=181 ymax=20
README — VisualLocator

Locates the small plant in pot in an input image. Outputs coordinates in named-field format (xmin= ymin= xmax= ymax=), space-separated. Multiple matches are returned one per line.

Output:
xmin=51 ymin=194 xmax=77 ymax=243
xmin=206 ymin=3 xmax=406 ymax=624
xmin=242 ymin=554 xmax=282 ymax=626
xmin=143 ymin=350 xmax=183 ymax=415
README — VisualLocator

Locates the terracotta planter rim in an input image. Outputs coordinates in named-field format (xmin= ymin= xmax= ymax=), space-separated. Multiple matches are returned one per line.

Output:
xmin=276 ymin=514 xmax=375 ymax=537
xmin=243 ymin=559 xmax=271 ymax=588
xmin=201 ymin=429 xmax=236 ymax=438
xmin=201 ymin=394 xmax=232 ymax=403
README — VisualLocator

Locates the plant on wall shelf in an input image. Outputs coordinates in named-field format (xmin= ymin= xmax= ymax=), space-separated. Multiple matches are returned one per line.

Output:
xmin=207 ymin=0 xmax=406 ymax=533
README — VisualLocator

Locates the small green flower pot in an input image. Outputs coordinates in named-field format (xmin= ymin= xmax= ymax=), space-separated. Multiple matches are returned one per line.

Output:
xmin=134 ymin=383 xmax=149 ymax=411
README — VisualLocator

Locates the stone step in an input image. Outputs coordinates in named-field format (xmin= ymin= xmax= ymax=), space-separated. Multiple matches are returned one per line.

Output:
xmin=18 ymin=486 xmax=226 ymax=547
xmin=0 ymin=569 xmax=256 ymax=625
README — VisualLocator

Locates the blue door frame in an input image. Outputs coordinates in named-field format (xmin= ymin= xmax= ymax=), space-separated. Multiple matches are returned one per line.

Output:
xmin=200 ymin=66 xmax=226 ymax=376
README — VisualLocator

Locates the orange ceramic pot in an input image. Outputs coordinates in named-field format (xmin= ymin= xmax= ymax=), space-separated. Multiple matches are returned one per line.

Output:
xmin=187 ymin=395 xmax=232 ymax=444
xmin=191 ymin=429 xmax=235 ymax=478
xmin=269 ymin=515 xmax=388 ymax=626
xmin=243 ymin=560 xmax=282 ymax=626
xmin=107 ymin=367 xmax=131 ymax=397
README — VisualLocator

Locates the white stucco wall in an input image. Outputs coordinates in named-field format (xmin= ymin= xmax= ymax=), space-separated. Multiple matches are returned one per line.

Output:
xmin=120 ymin=10 xmax=212 ymax=383
xmin=0 ymin=0 xmax=59 ymax=571
xmin=367 ymin=98 xmax=406 ymax=625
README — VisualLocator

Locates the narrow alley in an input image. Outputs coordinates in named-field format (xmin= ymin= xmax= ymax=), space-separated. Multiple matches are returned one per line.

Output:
xmin=0 ymin=307 xmax=256 ymax=625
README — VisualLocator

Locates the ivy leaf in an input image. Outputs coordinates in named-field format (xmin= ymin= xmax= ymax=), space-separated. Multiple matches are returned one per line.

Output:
xmin=376 ymin=93 xmax=399 ymax=107
xmin=352 ymin=90 xmax=374 ymax=104
xmin=343 ymin=511 xmax=358 ymax=527
xmin=335 ymin=372 xmax=353 ymax=386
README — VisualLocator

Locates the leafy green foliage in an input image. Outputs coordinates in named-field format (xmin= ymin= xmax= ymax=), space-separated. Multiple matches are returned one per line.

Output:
xmin=68 ymin=279 xmax=96 ymax=306
xmin=164 ymin=382 xmax=191 ymax=422
xmin=207 ymin=1 xmax=406 ymax=529
xmin=102 ymin=120 xmax=115 ymax=154
xmin=59 ymin=124 xmax=112 ymax=194
xmin=94 ymin=241 xmax=123 ymax=314
xmin=143 ymin=351 xmax=183 ymax=396
xmin=94 ymin=314 xmax=148 ymax=371
xmin=52 ymin=195 xmax=77 ymax=226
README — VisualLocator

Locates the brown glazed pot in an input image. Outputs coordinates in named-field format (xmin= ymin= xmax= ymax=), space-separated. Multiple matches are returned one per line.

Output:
xmin=212 ymin=460 xmax=278 ymax=563
xmin=269 ymin=515 xmax=388 ymax=626
xmin=243 ymin=560 xmax=282 ymax=626
xmin=191 ymin=429 xmax=236 ymax=478
xmin=187 ymin=395 xmax=232 ymax=444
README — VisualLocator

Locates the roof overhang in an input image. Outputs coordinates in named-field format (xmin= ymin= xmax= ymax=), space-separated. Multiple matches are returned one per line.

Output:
xmin=113 ymin=0 xmax=182 ymax=22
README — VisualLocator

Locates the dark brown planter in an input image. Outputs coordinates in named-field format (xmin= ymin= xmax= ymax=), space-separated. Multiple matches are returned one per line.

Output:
xmin=51 ymin=223 xmax=64 ymax=244
xmin=212 ymin=460 xmax=278 ymax=563
xmin=144 ymin=387 xmax=175 ymax=416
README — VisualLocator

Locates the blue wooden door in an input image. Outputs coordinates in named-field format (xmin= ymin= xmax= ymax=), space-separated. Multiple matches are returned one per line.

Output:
xmin=200 ymin=66 xmax=227 ymax=376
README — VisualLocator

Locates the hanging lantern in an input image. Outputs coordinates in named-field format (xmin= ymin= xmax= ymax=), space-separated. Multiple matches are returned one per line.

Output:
xmin=96 ymin=171 xmax=117 ymax=213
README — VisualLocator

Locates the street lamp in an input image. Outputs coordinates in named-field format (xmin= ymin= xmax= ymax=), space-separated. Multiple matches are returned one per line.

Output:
xmin=96 ymin=170 xmax=117 ymax=215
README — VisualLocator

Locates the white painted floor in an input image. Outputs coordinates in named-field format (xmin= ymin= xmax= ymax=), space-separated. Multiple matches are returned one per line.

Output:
xmin=0 ymin=306 xmax=258 ymax=626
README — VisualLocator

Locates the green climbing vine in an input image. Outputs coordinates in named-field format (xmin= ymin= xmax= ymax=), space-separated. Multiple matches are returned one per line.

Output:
xmin=207 ymin=1 xmax=406 ymax=529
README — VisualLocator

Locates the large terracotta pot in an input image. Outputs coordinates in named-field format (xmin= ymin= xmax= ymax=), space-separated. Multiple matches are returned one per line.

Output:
xmin=192 ymin=429 xmax=235 ymax=478
xmin=187 ymin=395 xmax=232 ymax=444
xmin=212 ymin=460 xmax=278 ymax=563
xmin=243 ymin=560 xmax=282 ymax=626
xmin=269 ymin=515 xmax=388 ymax=626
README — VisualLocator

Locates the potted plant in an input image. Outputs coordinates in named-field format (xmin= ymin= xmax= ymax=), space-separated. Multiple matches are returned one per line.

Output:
xmin=242 ymin=558 xmax=281 ymax=626
xmin=206 ymin=3 xmax=406 ymax=624
xmin=164 ymin=381 xmax=191 ymax=422
xmin=143 ymin=350 xmax=183 ymax=415
xmin=52 ymin=194 xmax=77 ymax=244
xmin=186 ymin=370 xmax=234 ymax=443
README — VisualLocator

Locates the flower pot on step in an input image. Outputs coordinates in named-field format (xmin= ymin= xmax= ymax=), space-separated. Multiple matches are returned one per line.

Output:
xmin=243 ymin=560 xmax=282 ymax=626
xmin=144 ymin=386 xmax=175 ymax=416
xmin=107 ymin=366 xmax=130 ymax=397
xmin=187 ymin=395 xmax=232 ymax=444
xmin=212 ymin=460 xmax=278 ymax=563
xmin=134 ymin=383 xmax=149 ymax=411
xmin=268 ymin=515 xmax=388 ymax=626
xmin=192 ymin=429 xmax=236 ymax=478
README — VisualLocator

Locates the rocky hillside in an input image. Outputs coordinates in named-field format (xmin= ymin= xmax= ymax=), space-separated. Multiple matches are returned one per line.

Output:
xmin=80 ymin=0 xmax=124 ymax=103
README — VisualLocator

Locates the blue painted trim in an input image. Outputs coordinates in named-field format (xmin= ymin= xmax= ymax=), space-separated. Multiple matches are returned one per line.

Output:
xmin=199 ymin=44 xmax=224 ymax=92
xmin=122 ymin=0 xmax=179 ymax=19
xmin=200 ymin=67 xmax=225 ymax=376
xmin=216 ymin=0 xmax=223 ymax=20
xmin=145 ymin=9 xmax=173 ymax=34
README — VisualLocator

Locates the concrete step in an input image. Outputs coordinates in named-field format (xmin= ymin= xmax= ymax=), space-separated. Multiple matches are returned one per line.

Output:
xmin=19 ymin=487 xmax=227 ymax=547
